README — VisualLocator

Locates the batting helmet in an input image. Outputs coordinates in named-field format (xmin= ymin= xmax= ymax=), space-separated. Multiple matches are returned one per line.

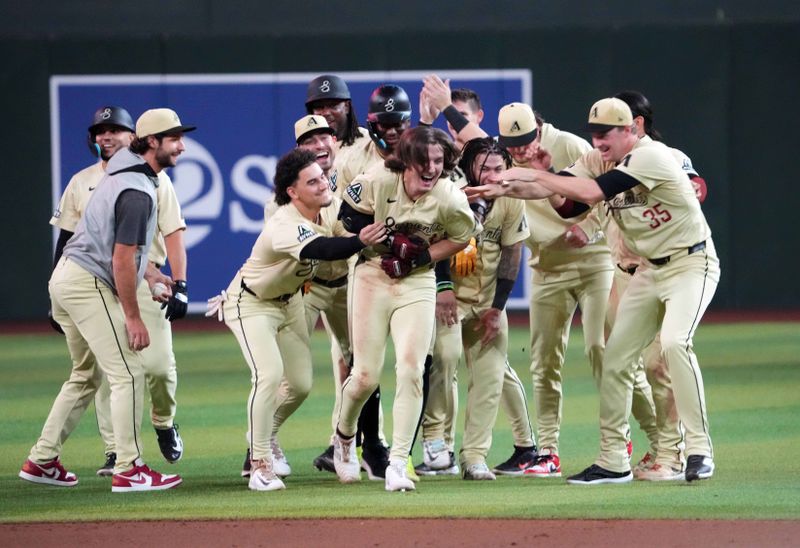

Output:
xmin=366 ymin=84 xmax=412 ymax=125
xmin=305 ymin=75 xmax=351 ymax=108
xmin=87 ymin=106 xmax=135 ymax=157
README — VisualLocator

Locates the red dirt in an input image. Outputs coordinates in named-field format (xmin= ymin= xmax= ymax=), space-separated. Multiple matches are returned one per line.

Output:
xmin=2 ymin=518 xmax=798 ymax=547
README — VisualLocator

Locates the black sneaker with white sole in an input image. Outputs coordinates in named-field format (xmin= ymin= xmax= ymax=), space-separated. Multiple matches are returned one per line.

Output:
xmin=566 ymin=464 xmax=632 ymax=485
xmin=685 ymin=455 xmax=715 ymax=482
xmin=493 ymin=446 xmax=538 ymax=476
xmin=361 ymin=442 xmax=390 ymax=480
xmin=313 ymin=445 xmax=335 ymax=473
xmin=155 ymin=424 xmax=183 ymax=463
xmin=96 ymin=452 xmax=116 ymax=477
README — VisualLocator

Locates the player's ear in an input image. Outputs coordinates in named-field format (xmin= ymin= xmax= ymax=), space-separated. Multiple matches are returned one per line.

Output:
xmin=476 ymin=109 xmax=484 ymax=125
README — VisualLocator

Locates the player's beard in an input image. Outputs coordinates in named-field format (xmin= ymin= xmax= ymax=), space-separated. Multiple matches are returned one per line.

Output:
xmin=155 ymin=147 xmax=178 ymax=169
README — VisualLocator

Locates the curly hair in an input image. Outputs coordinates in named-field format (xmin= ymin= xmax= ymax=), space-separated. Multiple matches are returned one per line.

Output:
xmin=274 ymin=148 xmax=318 ymax=206
xmin=384 ymin=126 xmax=459 ymax=176
xmin=459 ymin=137 xmax=512 ymax=187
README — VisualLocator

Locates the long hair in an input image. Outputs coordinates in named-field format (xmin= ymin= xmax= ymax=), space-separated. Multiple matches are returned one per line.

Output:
xmin=459 ymin=137 xmax=512 ymax=186
xmin=614 ymin=90 xmax=663 ymax=141
xmin=384 ymin=126 xmax=459 ymax=177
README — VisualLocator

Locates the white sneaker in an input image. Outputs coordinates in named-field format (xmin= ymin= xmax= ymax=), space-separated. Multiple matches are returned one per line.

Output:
xmin=422 ymin=439 xmax=450 ymax=470
xmin=270 ymin=437 xmax=291 ymax=478
xmin=333 ymin=433 xmax=361 ymax=483
xmin=385 ymin=459 xmax=415 ymax=492
xmin=463 ymin=462 xmax=496 ymax=481
xmin=248 ymin=459 xmax=286 ymax=492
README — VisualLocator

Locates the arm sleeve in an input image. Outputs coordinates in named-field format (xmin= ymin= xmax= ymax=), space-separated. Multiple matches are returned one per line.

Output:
xmin=339 ymin=200 xmax=376 ymax=233
xmin=491 ymin=278 xmax=515 ymax=310
xmin=114 ymin=190 xmax=152 ymax=245
xmin=594 ymin=170 xmax=641 ymax=200
xmin=52 ymin=229 xmax=74 ymax=270
xmin=299 ymin=236 xmax=365 ymax=261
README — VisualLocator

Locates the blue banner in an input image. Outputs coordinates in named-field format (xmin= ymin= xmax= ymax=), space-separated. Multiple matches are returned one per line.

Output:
xmin=50 ymin=70 xmax=533 ymax=312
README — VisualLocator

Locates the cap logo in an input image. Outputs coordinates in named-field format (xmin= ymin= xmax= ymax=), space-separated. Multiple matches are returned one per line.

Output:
xmin=591 ymin=106 xmax=599 ymax=119
xmin=510 ymin=121 xmax=521 ymax=133
xmin=101 ymin=108 xmax=112 ymax=120
xmin=307 ymin=117 xmax=318 ymax=128
xmin=385 ymin=98 xmax=395 ymax=112
xmin=320 ymin=80 xmax=331 ymax=93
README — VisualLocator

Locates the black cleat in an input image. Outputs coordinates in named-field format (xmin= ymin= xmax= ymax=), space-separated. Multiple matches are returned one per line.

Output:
xmin=155 ymin=424 xmax=183 ymax=463
xmin=566 ymin=464 xmax=632 ymax=485
xmin=493 ymin=446 xmax=538 ymax=476
xmin=361 ymin=442 xmax=390 ymax=480
xmin=313 ymin=445 xmax=335 ymax=473
xmin=96 ymin=452 xmax=116 ymax=477
xmin=242 ymin=447 xmax=251 ymax=477
xmin=685 ymin=455 xmax=715 ymax=482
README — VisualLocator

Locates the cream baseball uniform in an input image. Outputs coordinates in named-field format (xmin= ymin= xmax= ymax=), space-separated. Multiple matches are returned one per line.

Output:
xmin=49 ymin=162 xmax=185 ymax=454
xmin=566 ymin=138 xmax=720 ymax=473
xmin=336 ymin=134 xmax=385 ymax=195
xmin=603 ymin=135 xmax=702 ymax=469
xmin=518 ymin=123 xmax=615 ymax=457
xmin=223 ymin=201 xmax=347 ymax=463
xmin=32 ymin=148 xmax=159 ymax=474
xmin=330 ymin=127 xmax=370 ymax=197
xmin=426 ymin=195 xmax=529 ymax=467
xmin=339 ymin=164 xmax=481 ymax=461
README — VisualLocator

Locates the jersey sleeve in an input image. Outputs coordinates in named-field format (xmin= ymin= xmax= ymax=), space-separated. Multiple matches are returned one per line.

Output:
xmin=114 ymin=190 xmax=152 ymax=246
xmin=271 ymin=218 xmax=325 ymax=261
xmin=563 ymin=150 xmax=602 ymax=179
xmin=343 ymin=168 xmax=377 ymax=215
xmin=155 ymin=173 xmax=186 ymax=237
xmin=444 ymin=187 xmax=481 ymax=245
xmin=614 ymin=146 xmax=677 ymax=191
xmin=50 ymin=176 xmax=82 ymax=231
xmin=499 ymin=198 xmax=530 ymax=247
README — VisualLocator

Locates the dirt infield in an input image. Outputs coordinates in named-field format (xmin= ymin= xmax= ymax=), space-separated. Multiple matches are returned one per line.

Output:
xmin=2 ymin=519 xmax=799 ymax=547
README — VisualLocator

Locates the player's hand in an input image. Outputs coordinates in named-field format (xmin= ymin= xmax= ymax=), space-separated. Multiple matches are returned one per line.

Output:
xmin=564 ymin=225 xmax=589 ymax=248
xmin=125 ymin=317 xmax=150 ymax=352
xmin=358 ymin=222 xmax=388 ymax=247
xmin=477 ymin=307 xmax=502 ymax=346
xmin=205 ymin=290 xmax=227 ymax=322
xmin=380 ymin=255 xmax=413 ymax=279
xmin=47 ymin=309 xmax=65 ymax=335
xmin=388 ymin=232 xmax=426 ymax=260
xmin=418 ymin=88 xmax=440 ymax=125
xmin=435 ymin=289 xmax=458 ymax=327
xmin=499 ymin=167 xmax=538 ymax=183
xmin=451 ymin=237 xmax=477 ymax=276
xmin=464 ymin=184 xmax=508 ymax=200
xmin=422 ymin=74 xmax=453 ymax=111
xmin=161 ymin=280 xmax=188 ymax=321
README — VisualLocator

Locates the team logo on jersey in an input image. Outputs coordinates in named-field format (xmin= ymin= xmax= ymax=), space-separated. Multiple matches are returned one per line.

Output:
xmin=346 ymin=182 xmax=362 ymax=203
xmin=329 ymin=171 xmax=337 ymax=192
xmin=385 ymin=98 xmax=395 ymax=112
xmin=682 ymin=158 xmax=693 ymax=172
xmin=518 ymin=216 xmax=528 ymax=232
xmin=52 ymin=208 xmax=61 ymax=219
xmin=297 ymin=224 xmax=316 ymax=243
xmin=320 ymin=80 xmax=331 ymax=93
xmin=608 ymin=190 xmax=648 ymax=210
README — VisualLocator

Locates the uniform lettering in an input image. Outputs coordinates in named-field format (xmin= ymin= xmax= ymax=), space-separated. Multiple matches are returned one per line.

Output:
xmin=297 ymin=224 xmax=316 ymax=242
xmin=346 ymin=183 xmax=362 ymax=204
xmin=642 ymin=202 xmax=672 ymax=229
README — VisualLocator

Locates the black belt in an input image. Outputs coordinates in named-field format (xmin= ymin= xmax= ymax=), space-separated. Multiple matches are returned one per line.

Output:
xmin=241 ymin=280 xmax=295 ymax=302
xmin=312 ymin=275 xmax=348 ymax=288
xmin=616 ymin=263 xmax=638 ymax=275
xmin=648 ymin=241 xmax=706 ymax=266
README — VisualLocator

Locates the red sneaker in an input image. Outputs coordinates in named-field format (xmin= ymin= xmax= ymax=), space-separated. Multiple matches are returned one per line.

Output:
xmin=112 ymin=459 xmax=182 ymax=493
xmin=19 ymin=458 xmax=78 ymax=487
xmin=522 ymin=454 xmax=562 ymax=478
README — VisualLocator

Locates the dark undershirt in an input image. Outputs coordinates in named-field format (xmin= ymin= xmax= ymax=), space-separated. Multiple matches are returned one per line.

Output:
xmin=114 ymin=190 xmax=152 ymax=245
xmin=300 ymin=236 xmax=365 ymax=261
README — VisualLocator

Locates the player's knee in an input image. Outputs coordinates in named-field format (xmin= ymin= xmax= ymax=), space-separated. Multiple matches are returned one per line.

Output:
xmin=660 ymin=336 xmax=693 ymax=360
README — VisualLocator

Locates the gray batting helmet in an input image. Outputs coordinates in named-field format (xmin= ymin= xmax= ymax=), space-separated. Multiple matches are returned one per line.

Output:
xmin=366 ymin=84 xmax=412 ymax=125
xmin=88 ymin=106 xmax=135 ymax=134
xmin=305 ymin=75 xmax=351 ymax=107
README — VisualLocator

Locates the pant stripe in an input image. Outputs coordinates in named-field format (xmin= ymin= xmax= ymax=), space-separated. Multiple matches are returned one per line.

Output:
xmin=505 ymin=360 xmax=536 ymax=447
xmin=96 ymin=277 xmax=141 ymax=459
xmin=235 ymin=287 xmax=259 ymax=458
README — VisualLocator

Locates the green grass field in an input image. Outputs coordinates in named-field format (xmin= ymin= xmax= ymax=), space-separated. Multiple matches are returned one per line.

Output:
xmin=1 ymin=322 xmax=798 ymax=522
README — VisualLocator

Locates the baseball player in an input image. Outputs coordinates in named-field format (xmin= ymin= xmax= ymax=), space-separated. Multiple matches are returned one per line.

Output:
xmin=207 ymin=148 xmax=386 ymax=492
xmin=424 ymin=137 xmax=528 ymax=480
xmin=473 ymin=98 xmax=720 ymax=484
xmin=20 ymin=108 xmax=195 ymax=492
xmin=416 ymin=79 xmax=539 ymax=477
xmin=49 ymin=106 xmax=188 ymax=477
xmin=305 ymin=74 xmax=370 ymax=196
xmin=333 ymin=126 xmax=481 ymax=492
xmin=605 ymin=90 xmax=709 ymax=481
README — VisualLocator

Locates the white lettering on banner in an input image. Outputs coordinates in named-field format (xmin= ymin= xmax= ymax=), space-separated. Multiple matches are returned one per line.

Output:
xmin=229 ymin=155 xmax=277 ymax=233
xmin=171 ymin=137 xmax=224 ymax=249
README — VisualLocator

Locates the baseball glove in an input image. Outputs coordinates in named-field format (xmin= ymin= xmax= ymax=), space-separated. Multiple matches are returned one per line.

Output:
xmin=380 ymin=255 xmax=413 ymax=279
xmin=387 ymin=232 xmax=427 ymax=260
xmin=451 ymin=237 xmax=477 ymax=277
